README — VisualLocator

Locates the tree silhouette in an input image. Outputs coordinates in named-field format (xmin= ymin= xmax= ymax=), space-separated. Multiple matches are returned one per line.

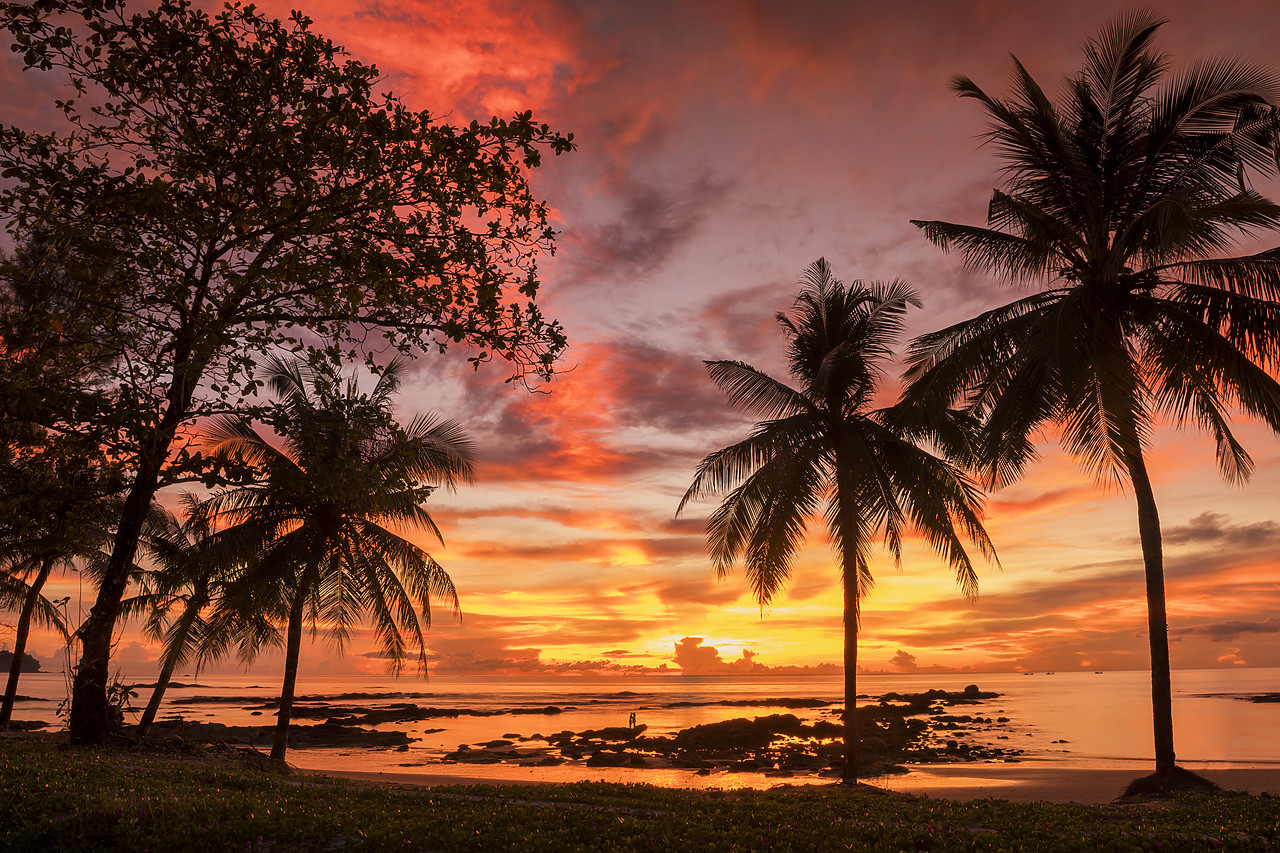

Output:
xmin=205 ymin=356 xmax=472 ymax=761
xmin=908 ymin=11 xmax=1280 ymax=793
xmin=680 ymin=259 xmax=994 ymax=785
xmin=0 ymin=0 xmax=571 ymax=743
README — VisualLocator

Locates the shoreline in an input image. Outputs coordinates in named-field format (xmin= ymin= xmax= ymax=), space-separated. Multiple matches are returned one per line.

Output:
xmin=300 ymin=761 xmax=1280 ymax=804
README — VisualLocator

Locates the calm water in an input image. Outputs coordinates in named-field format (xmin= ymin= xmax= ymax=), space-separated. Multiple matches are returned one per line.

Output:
xmin=11 ymin=668 xmax=1279 ymax=788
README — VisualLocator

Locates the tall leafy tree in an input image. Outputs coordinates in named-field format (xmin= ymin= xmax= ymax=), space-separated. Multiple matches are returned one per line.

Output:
xmin=0 ymin=0 xmax=572 ymax=743
xmin=679 ymin=260 xmax=994 ymax=785
xmin=204 ymin=356 xmax=472 ymax=761
xmin=907 ymin=12 xmax=1280 ymax=793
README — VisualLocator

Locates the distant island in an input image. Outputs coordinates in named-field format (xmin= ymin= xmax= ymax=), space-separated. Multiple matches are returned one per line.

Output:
xmin=0 ymin=651 xmax=42 ymax=673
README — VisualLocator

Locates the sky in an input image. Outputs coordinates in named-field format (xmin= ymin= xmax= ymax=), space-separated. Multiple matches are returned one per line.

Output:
xmin=8 ymin=0 xmax=1280 ymax=679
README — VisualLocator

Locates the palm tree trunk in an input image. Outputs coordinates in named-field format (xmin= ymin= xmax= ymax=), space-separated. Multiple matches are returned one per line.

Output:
xmin=842 ymin=564 xmax=859 ymax=785
xmin=835 ymin=455 xmax=861 ymax=786
xmin=272 ymin=581 xmax=309 ymax=761
xmin=1 ymin=555 xmax=56 ymax=724
xmin=138 ymin=584 xmax=208 ymax=737
xmin=137 ymin=651 xmax=180 ymax=737
xmin=1125 ymin=449 xmax=1176 ymax=774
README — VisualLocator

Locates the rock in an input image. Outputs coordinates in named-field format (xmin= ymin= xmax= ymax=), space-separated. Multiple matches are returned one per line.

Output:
xmin=673 ymin=714 xmax=805 ymax=751
xmin=576 ymin=724 xmax=646 ymax=742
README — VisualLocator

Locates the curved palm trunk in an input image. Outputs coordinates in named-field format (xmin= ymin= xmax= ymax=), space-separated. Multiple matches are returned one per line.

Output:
xmin=136 ymin=648 xmax=180 ymax=737
xmin=272 ymin=579 xmax=310 ymax=761
xmin=70 ymin=450 xmax=164 ymax=743
xmin=71 ymin=344 xmax=205 ymax=745
xmin=1 ymin=555 xmax=57 ymax=724
xmin=138 ymin=587 xmax=209 ymax=737
xmin=1125 ymin=449 xmax=1176 ymax=774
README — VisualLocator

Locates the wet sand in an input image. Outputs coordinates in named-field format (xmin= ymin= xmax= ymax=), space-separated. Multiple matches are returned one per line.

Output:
xmin=309 ymin=764 xmax=1280 ymax=804
xmin=874 ymin=764 xmax=1280 ymax=803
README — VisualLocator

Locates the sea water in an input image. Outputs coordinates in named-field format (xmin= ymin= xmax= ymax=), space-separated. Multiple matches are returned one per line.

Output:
xmin=9 ymin=668 xmax=1278 ymax=787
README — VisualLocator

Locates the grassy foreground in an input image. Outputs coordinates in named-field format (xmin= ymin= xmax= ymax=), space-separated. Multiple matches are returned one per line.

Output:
xmin=1 ymin=738 xmax=1277 ymax=852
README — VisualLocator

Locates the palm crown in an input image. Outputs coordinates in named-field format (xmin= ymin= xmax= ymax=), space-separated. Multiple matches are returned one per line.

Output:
xmin=909 ymin=11 xmax=1280 ymax=488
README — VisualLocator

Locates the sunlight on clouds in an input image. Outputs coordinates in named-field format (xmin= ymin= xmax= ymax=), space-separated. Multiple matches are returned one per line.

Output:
xmin=606 ymin=545 xmax=650 ymax=567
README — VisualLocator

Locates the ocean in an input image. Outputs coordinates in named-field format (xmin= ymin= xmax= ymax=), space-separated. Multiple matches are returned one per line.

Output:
xmin=9 ymin=668 xmax=1278 ymax=789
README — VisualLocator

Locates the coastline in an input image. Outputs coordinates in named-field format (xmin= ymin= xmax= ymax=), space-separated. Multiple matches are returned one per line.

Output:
xmin=305 ymin=762 xmax=1280 ymax=804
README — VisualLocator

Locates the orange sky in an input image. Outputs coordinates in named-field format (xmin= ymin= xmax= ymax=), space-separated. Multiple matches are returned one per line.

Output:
xmin=9 ymin=0 xmax=1280 ymax=678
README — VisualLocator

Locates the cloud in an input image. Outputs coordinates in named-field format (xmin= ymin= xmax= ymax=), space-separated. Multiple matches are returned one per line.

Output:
xmin=672 ymin=636 xmax=765 ymax=674
xmin=646 ymin=578 xmax=744 ymax=608
xmin=889 ymin=649 xmax=918 ymax=671
xmin=414 ymin=632 xmax=665 ymax=676
xmin=1171 ymin=618 xmax=1280 ymax=643
xmin=986 ymin=485 xmax=1099 ymax=517
xmin=1164 ymin=512 xmax=1280 ymax=548
xmin=566 ymin=174 xmax=730 ymax=282
xmin=671 ymin=636 xmax=839 ymax=675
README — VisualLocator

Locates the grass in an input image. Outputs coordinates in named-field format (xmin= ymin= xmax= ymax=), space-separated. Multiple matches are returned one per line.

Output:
xmin=1 ymin=736 xmax=1277 ymax=851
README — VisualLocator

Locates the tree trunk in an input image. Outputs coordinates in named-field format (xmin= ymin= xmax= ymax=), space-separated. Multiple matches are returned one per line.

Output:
xmin=69 ymin=342 xmax=206 ymax=745
xmin=68 ymin=453 xmax=162 ymax=744
xmin=136 ymin=649 xmax=180 ymax=737
xmin=138 ymin=587 xmax=209 ymax=737
xmin=842 ymin=562 xmax=859 ymax=785
xmin=834 ymin=452 xmax=862 ymax=786
xmin=1 ymin=555 xmax=56 ymax=723
xmin=1125 ymin=449 xmax=1176 ymax=774
xmin=272 ymin=579 xmax=309 ymax=761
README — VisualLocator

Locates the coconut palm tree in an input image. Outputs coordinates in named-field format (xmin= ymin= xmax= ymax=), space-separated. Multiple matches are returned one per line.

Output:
xmin=0 ymin=457 xmax=117 ymax=724
xmin=907 ymin=12 xmax=1280 ymax=793
xmin=678 ymin=259 xmax=995 ymax=785
xmin=128 ymin=494 xmax=272 ymax=736
xmin=1 ymin=556 xmax=68 ymax=724
xmin=204 ymin=355 xmax=473 ymax=761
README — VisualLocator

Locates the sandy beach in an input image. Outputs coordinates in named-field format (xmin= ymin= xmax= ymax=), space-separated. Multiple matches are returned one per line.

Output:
xmin=310 ymin=763 xmax=1280 ymax=805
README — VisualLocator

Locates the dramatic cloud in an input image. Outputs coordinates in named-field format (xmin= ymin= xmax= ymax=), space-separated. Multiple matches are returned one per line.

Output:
xmin=567 ymin=175 xmax=730 ymax=282
xmin=889 ymin=649 xmax=919 ymax=672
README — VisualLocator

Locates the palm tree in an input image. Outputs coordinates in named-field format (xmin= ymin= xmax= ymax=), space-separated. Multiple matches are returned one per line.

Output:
xmin=1 ymin=556 xmax=68 ymax=724
xmin=0 ymin=457 xmax=116 ymax=724
xmin=678 ymin=259 xmax=995 ymax=785
xmin=204 ymin=355 xmax=473 ymax=761
xmin=129 ymin=495 xmax=270 ymax=736
xmin=907 ymin=12 xmax=1280 ymax=793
